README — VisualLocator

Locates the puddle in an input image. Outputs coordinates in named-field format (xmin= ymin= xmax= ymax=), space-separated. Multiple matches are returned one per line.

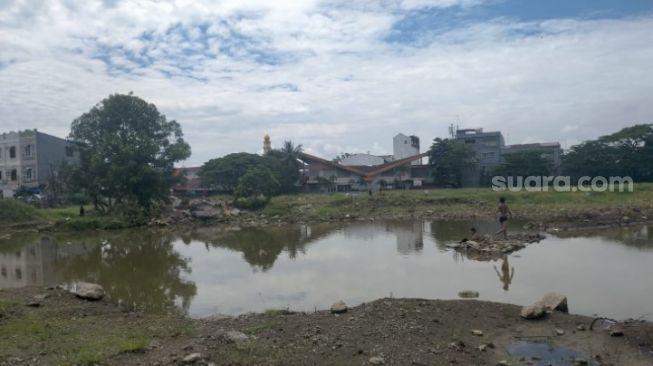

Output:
xmin=509 ymin=341 xmax=597 ymax=366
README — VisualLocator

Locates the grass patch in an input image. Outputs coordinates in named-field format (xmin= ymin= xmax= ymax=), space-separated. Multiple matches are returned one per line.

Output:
xmin=0 ymin=200 xmax=44 ymax=226
xmin=253 ymin=183 xmax=653 ymax=221
xmin=0 ymin=299 xmax=185 ymax=366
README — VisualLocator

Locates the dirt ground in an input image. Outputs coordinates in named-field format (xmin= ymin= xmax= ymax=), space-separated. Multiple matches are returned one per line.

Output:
xmin=1 ymin=288 xmax=652 ymax=366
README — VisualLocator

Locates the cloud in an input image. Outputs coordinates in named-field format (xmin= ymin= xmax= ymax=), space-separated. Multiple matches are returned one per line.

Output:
xmin=1 ymin=0 xmax=652 ymax=166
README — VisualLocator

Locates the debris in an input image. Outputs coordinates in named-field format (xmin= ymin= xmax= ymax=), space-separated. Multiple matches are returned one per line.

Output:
xmin=182 ymin=353 xmax=202 ymax=363
xmin=472 ymin=329 xmax=484 ymax=336
xmin=369 ymin=356 xmax=385 ymax=365
xmin=555 ymin=328 xmax=565 ymax=336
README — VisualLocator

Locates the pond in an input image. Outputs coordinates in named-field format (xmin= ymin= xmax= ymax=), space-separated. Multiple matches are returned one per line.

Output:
xmin=1 ymin=220 xmax=652 ymax=319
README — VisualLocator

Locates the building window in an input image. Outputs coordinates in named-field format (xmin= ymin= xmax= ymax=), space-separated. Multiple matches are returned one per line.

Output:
xmin=24 ymin=168 xmax=33 ymax=182
xmin=65 ymin=146 xmax=74 ymax=157
xmin=15 ymin=268 xmax=22 ymax=280
xmin=10 ymin=169 xmax=17 ymax=181
xmin=24 ymin=144 xmax=33 ymax=157
xmin=9 ymin=146 xmax=16 ymax=159
xmin=0 ymin=171 xmax=2 ymax=181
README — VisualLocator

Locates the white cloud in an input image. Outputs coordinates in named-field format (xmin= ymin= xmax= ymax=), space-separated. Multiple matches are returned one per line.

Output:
xmin=1 ymin=0 xmax=652 ymax=166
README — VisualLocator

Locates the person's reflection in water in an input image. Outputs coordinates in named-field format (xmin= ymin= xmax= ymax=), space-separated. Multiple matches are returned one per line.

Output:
xmin=493 ymin=255 xmax=514 ymax=291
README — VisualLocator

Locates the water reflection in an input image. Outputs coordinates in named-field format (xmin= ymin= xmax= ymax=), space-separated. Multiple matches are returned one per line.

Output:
xmin=0 ymin=222 xmax=651 ymax=319
xmin=494 ymin=255 xmax=515 ymax=291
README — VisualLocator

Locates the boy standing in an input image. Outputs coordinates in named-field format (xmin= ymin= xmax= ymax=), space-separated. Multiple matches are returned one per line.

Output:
xmin=495 ymin=197 xmax=512 ymax=239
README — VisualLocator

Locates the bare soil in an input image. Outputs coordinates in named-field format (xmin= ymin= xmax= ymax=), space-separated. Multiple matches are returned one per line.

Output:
xmin=1 ymin=288 xmax=651 ymax=366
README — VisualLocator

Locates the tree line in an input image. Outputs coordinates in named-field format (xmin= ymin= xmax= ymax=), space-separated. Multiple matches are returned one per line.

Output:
xmin=428 ymin=124 xmax=653 ymax=187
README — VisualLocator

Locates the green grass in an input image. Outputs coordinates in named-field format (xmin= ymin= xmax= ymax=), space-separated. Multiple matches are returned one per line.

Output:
xmin=0 ymin=296 xmax=194 ymax=365
xmin=254 ymin=183 xmax=653 ymax=221
xmin=0 ymin=200 xmax=44 ymax=226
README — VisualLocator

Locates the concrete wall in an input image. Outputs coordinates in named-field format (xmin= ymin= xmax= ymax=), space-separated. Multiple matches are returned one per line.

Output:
xmin=35 ymin=132 xmax=79 ymax=186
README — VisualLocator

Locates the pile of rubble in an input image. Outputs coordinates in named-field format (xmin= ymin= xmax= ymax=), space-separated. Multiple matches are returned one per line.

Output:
xmin=447 ymin=233 xmax=545 ymax=259
xmin=150 ymin=198 xmax=242 ymax=227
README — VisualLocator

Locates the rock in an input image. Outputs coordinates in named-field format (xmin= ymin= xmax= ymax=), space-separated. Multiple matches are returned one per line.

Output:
xmin=497 ymin=361 xmax=509 ymax=366
xmin=330 ymin=301 xmax=348 ymax=314
xmin=576 ymin=324 xmax=586 ymax=331
xmin=33 ymin=294 xmax=49 ymax=301
xmin=216 ymin=329 xmax=249 ymax=343
xmin=472 ymin=329 xmax=483 ymax=336
xmin=478 ymin=344 xmax=487 ymax=352
xmin=26 ymin=300 xmax=40 ymax=307
xmin=573 ymin=358 xmax=588 ymax=365
xmin=609 ymin=328 xmax=624 ymax=337
xmin=182 ymin=353 xmax=202 ymax=363
xmin=369 ymin=356 xmax=385 ymax=365
xmin=71 ymin=282 xmax=104 ymax=301
xmin=191 ymin=208 xmax=222 ymax=220
xmin=539 ymin=292 xmax=568 ymax=313
xmin=520 ymin=303 xmax=547 ymax=320
xmin=458 ymin=290 xmax=479 ymax=299
xmin=555 ymin=328 xmax=565 ymax=336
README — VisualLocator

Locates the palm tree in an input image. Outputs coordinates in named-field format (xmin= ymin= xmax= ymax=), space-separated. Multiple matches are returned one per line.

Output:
xmin=281 ymin=140 xmax=303 ymax=163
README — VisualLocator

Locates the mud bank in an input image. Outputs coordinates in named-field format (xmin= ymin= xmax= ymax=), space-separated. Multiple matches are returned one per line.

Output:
xmin=1 ymin=287 xmax=651 ymax=365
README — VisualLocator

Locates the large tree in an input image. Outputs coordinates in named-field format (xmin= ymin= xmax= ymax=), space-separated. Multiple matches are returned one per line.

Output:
xmin=200 ymin=140 xmax=303 ymax=194
xmin=563 ymin=124 xmax=653 ymax=181
xmin=69 ymin=93 xmax=191 ymax=211
xmin=428 ymin=138 xmax=474 ymax=187
xmin=493 ymin=150 xmax=553 ymax=178
xmin=266 ymin=140 xmax=303 ymax=193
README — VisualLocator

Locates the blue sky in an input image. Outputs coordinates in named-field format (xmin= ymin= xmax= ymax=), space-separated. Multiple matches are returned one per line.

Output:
xmin=1 ymin=0 xmax=652 ymax=165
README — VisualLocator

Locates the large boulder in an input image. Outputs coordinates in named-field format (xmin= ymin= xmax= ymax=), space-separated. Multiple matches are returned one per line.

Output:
xmin=191 ymin=208 xmax=223 ymax=220
xmin=520 ymin=303 xmax=547 ymax=320
xmin=71 ymin=282 xmax=104 ymax=301
xmin=539 ymin=292 xmax=568 ymax=313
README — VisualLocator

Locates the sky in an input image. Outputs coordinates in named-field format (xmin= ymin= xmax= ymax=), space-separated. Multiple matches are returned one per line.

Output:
xmin=1 ymin=0 xmax=652 ymax=166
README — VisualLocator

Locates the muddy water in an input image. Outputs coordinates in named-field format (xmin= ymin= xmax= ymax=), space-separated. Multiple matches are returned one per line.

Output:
xmin=1 ymin=220 xmax=651 ymax=319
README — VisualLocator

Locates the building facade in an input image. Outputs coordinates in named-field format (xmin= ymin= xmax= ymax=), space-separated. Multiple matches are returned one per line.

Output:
xmin=455 ymin=128 xmax=562 ymax=186
xmin=300 ymin=132 xmax=430 ymax=192
xmin=0 ymin=130 xmax=78 ymax=198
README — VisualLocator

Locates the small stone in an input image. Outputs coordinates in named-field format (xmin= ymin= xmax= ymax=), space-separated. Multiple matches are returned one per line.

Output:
xmin=330 ymin=301 xmax=348 ymax=314
xmin=216 ymin=330 xmax=249 ymax=343
xmin=182 ymin=353 xmax=201 ymax=364
xmin=26 ymin=300 xmax=40 ymax=307
xmin=576 ymin=324 xmax=586 ymax=331
xmin=369 ymin=356 xmax=385 ymax=365
xmin=472 ymin=329 xmax=483 ymax=336
xmin=497 ymin=361 xmax=509 ymax=366
xmin=573 ymin=358 xmax=588 ymax=365
xmin=478 ymin=344 xmax=487 ymax=352
xmin=555 ymin=328 xmax=565 ymax=336
xmin=33 ymin=294 xmax=49 ymax=301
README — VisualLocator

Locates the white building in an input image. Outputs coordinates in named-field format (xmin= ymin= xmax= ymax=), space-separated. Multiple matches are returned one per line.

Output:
xmin=393 ymin=133 xmax=421 ymax=165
